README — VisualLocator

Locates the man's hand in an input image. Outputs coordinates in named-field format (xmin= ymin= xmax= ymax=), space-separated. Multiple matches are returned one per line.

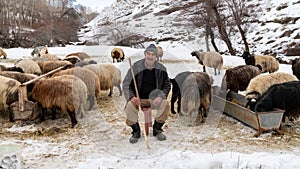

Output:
xmin=130 ymin=97 xmax=141 ymax=106
xmin=153 ymin=97 xmax=162 ymax=107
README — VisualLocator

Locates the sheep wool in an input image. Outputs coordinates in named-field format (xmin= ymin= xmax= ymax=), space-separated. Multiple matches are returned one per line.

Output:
xmin=181 ymin=72 xmax=212 ymax=124
xmin=40 ymin=54 xmax=60 ymax=61
xmin=221 ymin=65 xmax=261 ymax=93
xmin=156 ymin=46 xmax=163 ymax=61
xmin=65 ymin=52 xmax=91 ymax=60
xmin=0 ymin=75 xmax=20 ymax=115
xmin=101 ymin=63 xmax=122 ymax=96
xmin=32 ymin=75 xmax=88 ymax=127
xmin=84 ymin=64 xmax=113 ymax=96
xmin=36 ymin=60 xmax=73 ymax=74
xmin=15 ymin=59 xmax=42 ymax=75
xmin=52 ymin=67 xmax=100 ymax=110
xmin=0 ymin=47 xmax=7 ymax=59
xmin=191 ymin=51 xmax=223 ymax=75
xmin=111 ymin=48 xmax=125 ymax=63
xmin=245 ymin=72 xmax=298 ymax=100
xmin=242 ymin=51 xmax=279 ymax=73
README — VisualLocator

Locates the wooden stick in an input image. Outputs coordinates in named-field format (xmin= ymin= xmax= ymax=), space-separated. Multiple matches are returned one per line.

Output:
xmin=128 ymin=58 xmax=150 ymax=150
xmin=21 ymin=66 xmax=65 ymax=86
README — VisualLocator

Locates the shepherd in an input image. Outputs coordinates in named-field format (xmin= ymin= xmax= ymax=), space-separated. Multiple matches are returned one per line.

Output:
xmin=122 ymin=44 xmax=171 ymax=144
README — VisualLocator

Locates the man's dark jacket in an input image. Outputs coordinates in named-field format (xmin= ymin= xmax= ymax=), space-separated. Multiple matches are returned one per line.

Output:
xmin=123 ymin=58 xmax=171 ymax=102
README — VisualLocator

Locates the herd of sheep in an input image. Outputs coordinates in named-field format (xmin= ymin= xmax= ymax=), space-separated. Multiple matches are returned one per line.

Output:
xmin=0 ymin=45 xmax=300 ymax=130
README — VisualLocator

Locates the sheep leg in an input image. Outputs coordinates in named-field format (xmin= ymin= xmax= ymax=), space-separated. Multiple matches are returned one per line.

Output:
xmin=203 ymin=66 xmax=206 ymax=73
xmin=40 ymin=108 xmax=46 ymax=122
xmin=50 ymin=108 xmax=56 ymax=120
xmin=87 ymin=94 xmax=95 ymax=110
xmin=108 ymin=86 xmax=113 ymax=96
xmin=214 ymin=68 xmax=217 ymax=75
xmin=117 ymin=84 xmax=122 ymax=96
xmin=177 ymin=95 xmax=184 ymax=116
xmin=9 ymin=109 xmax=14 ymax=122
xmin=68 ymin=110 xmax=78 ymax=128
xmin=77 ymin=106 xmax=84 ymax=118
xmin=170 ymin=94 xmax=177 ymax=114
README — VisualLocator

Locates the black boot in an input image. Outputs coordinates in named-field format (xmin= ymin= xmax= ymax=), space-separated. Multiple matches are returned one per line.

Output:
xmin=129 ymin=122 xmax=141 ymax=143
xmin=153 ymin=120 xmax=166 ymax=141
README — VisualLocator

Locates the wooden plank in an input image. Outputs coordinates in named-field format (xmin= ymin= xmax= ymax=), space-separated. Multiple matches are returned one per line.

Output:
xmin=10 ymin=101 xmax=34 ymax=121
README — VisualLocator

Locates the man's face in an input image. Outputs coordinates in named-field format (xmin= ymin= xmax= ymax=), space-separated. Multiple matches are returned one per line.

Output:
xmin=145 ymin=51 xmax=156 ymax=67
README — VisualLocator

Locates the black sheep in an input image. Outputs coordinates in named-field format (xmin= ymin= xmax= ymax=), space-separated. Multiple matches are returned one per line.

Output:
xmin=170 ymin=71 xmax=193 ymax=116
xmin=254 ymin=81 xmax=300 ymax=122
xmin=291 ymin=58 xmax=300 ymax=79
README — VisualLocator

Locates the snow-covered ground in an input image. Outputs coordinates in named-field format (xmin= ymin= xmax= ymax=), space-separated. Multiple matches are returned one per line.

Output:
xmin=0 ymin=44 xmax=299 ymax=169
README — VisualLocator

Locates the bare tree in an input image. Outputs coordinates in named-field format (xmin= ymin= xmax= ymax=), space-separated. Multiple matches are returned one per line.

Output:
xmin=226 ymin=0 xmax=250 ymax=52
xmin=205 ymin=0 xmax=236 ymax=55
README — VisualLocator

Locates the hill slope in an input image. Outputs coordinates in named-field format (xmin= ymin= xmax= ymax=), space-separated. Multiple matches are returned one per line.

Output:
xmin=78 ymin=0 xmax=300 ymax=56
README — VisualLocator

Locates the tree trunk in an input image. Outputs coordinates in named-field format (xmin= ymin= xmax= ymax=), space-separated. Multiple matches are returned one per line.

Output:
xmin=212 ymin=4 xmax=236 ymax=55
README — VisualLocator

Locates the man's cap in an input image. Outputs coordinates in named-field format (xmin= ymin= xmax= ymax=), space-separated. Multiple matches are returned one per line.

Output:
xmin=144 ymin=44 xmax=158 ymax=57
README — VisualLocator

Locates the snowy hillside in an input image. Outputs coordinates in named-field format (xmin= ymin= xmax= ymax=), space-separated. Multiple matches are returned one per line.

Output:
xmin=78 ymin=0 xmax=300 ymax=56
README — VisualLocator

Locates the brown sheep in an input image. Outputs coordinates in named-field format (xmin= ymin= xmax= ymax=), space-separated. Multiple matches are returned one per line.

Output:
xmin=191 ymin=51 xmax=223 ymax=75
xmin=111 ymin=48 xmax=125 ymax=63
xmin=36 ymin=60 xmax=73 ymax=74
xmin=52 ymin=67 xmax=100 ymax=110
xmin=84 ymin=64 xmax=113 ymax=96
xmin=101 ymin=63 xmax=122 ymax=96
xmin=63 ymin=55 xmax=81 ymax=64
xmin=65 ymin=52 xmax=91 ymax=60
xmin=180 ymin=72 xmax=212 ymax=125
xmin=221 ymin=65 xmax=261 ymax=100
xmin=31 ymin=75 xmax=88 ymax=128
xmin=156 ymin=46 xmax=163 ymax=61
xmin=241 ymin=51 xmax=279 ymax=73
xmin=40 ymin=54 xmax=61 ymax=61
xmin=0 ymin=47 xmax=7 ymax=59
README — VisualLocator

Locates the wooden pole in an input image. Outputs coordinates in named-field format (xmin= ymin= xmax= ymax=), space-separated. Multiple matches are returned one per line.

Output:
xmin=128 ymin=58 xmax=150 ymax=150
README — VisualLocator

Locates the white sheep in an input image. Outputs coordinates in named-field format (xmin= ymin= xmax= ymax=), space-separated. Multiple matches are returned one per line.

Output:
xmin=246 ymin=72 xmax=298 ymax=100
xmin=242 ymin=51 xmax=279 ymax=73
xmin=191 ymin=51 xmax=223 ymax=75
xmin=15 ymin=59 xmax=42 ymax=75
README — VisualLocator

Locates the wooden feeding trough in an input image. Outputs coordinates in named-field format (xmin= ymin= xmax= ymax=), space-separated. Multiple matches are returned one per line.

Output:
xmin=212 ymin=91 xmax=285 ymax=137
xmin=10 ymin=66 xmax=65 ymax=121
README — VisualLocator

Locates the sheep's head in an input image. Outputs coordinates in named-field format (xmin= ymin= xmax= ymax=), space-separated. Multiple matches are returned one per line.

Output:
xmin=241 ymin=51 xmax=251 ymax=59
xmin=191 ymin=51 xmax=199 ymax=59
xmin=242 ymin=51 xmax=255 ymax=65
